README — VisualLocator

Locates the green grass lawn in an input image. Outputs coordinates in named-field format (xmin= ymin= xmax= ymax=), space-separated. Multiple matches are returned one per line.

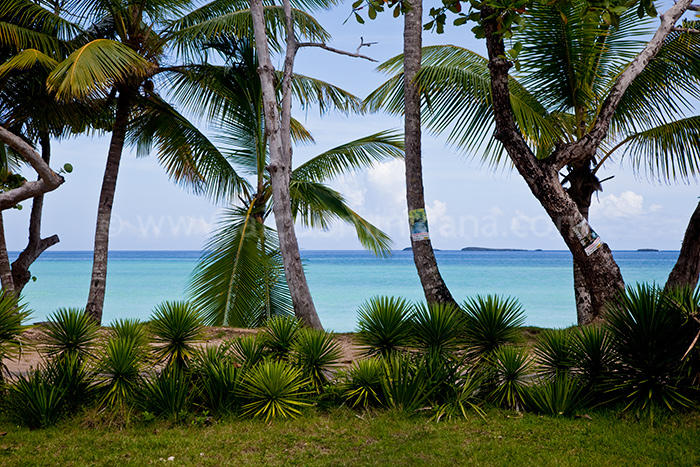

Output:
xmin=1 ymin=407 xmax=699 ymax=466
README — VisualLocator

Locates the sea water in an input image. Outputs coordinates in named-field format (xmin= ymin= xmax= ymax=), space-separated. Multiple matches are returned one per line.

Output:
xmin=12 ymin=250 xmax=679 ymax=332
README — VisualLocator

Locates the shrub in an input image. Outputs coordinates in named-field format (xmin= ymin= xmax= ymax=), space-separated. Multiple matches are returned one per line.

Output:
xmin=379 ymin=353 xmax=433 ymax=413
xmin=139 ymin=367 xmax=192 ymax=421
xmin=97 ymin=337 xmax=146 ymax=409
xmin=527 ymin=373 xmax=587 ymax=416
xmin=343 ymin=358 xmax=384 ymax=409
xmin=261 ymin=316 xmax=301 ymax=361
xmin=534 ymin=328 xmax=575 ymax=379
xmin=192 ymin=345 xmax=241 ymax=416
xmin=229 ymin=335 xmax=266 ymax=369
xmin=149 ymin=301 xmax=204 ymax=370
xmin=292 ymin=328 xmax=342 ymax=393
xmin=6 ymin=369 xmax=66 ymax=428
xmin=432 ymin=372 xmax=485 ymax=421
xmin=606 ymin=284 xmax=696 ymax=411
xmin=570 ymin=325 xmax=614 ymax=396
xmin=240 ymin=360 xmax=310 ymax=421
xmin=462 ymin=295 xmax=525 ymax=361
xmin=487 ymin=345 xmax=532 ymax=411
xmin=411 ymin=302 xmax=461 ymax=358
xmin=0 ymin=290 xmax=31 ymax=383
xmin=356 ymin=296 xmax=413 ymax=357
xmin=43 ymin=307 xmax=99 ymax=362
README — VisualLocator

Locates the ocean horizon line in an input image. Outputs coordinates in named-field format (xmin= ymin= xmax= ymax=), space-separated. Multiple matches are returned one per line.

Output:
xmin=8 ymin=248 xmax=681 ymax=254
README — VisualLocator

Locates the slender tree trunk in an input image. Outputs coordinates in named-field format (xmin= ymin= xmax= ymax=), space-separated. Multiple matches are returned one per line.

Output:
xmin=482 ymin=16 xmax=625 ymax=321
xmin=11 ymin=132 xmax=60 ymax=293
xmin=248 ymin=0 xmax=322 ymax=329
xmin=666 ymin=200 xmax=700 ymax=290
xmin=0 ymin=212 xmax=14 ymax=293
xmin=85 ymin=92 xmax=132 ymax=324
xmin=404 ymin=0 xmax=457 ymax=307
xmin=565 ymin=165 xmax=600 ymax=324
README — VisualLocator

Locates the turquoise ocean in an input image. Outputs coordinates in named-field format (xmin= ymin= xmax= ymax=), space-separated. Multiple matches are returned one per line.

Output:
xmin=11 ymin=250 xmax=679 ymax=332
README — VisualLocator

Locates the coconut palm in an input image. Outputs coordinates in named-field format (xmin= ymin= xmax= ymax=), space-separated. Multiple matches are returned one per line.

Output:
xmin=177 ymin=38 xmax=403 ymax=327
xmin=14 ymin=0 xmax=332 ymax=324
xmin=366 ymin=4 xmax=700 ymax=323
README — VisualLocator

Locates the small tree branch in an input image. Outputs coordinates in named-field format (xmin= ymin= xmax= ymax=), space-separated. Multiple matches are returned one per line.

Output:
xmin=0 ymin=127 xmax=64 ymax=211
xmin=688 ymin=4 xmax=699 ymax=11
xmin=297 ymin=42 xmax=377 ymax=62
xmin=552 ymin=0 xmax=693 ymax=169
xmin=673 ymin=26 xmax=700 ymax=34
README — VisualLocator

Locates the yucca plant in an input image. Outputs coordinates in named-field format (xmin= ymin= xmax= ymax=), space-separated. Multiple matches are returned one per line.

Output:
xmin=45 ymin=352 xmax=97 ymax=413
xmin=488 ymin=345 xmax=532 ymax=411
xmin=139 ymin=367 xmax=192 ymax=421
xmin=109 ymin=318 xmax=148 ymax=350
xmin=343 ymin=357 xmax=384 ymax=409
xmin=229 ymin=335 xmax=267 ymax=369
xmin=261 ymin=316 xmax=301 ymax=361
xmin=534 ymin=329 xmax=575 ymax=379
xmin=462 ymin=295 xmax=525 ymax=361
xmin=192 ymin=345 xmax=241 ymax=416
xmin=606 ymin=284 xmax=696 ymax=411
xmin=411 ymin=302 xmax=461 ymax=358
xmin=379 ymin=353 xmax=434 ymax=413
xmin=432 ymin=372 xmax=485 ymax=421
xmin=527 ymin=373 xmax=588 ymax=416
xmin=149 ymin=301 xmax=204 ymax=370
xmin=571 ymin=325 xmax=615 ymax=396
xmin=43 ymin=307 xmax=99 ymax=362
xmin=6 ymin=368 xmax=67 ymax=429
xmin=356 ymin=296 xmax=413 ymax=357
xmin=664 ymin=285 xmax=700 ymax=385
xmin=0 ymin=290 xmax=31 ymax=383
xmin=292 ymin=328 xmax=342 ymax=393
xmin=97 ymin=337 xmax=146 ymax=409
xmin=240 ymin=360 xmax=311 ymax=421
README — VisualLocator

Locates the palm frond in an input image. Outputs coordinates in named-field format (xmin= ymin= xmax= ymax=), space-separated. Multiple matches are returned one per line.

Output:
xmin=289 ymin=179 xmax=393 ymax=255
xmin=288 ymin=73 xmax=361 ymax=115
xmin=47 ymin=39 xmax=155 ymax=100
xmin=0 ymin=49 xmax=58 ymax=80
xmin=292 ymin=130 xmax=404 ymax=183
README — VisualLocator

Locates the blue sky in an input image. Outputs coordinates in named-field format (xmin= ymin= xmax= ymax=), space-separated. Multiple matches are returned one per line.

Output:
xmin=4 ymin=5 xmax=699 ymax=252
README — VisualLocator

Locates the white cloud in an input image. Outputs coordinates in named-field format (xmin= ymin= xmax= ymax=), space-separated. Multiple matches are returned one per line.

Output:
xmin=334 ymin=174 xmax=366 ymax=209
xmin=366 ymin=160 xmax=406 ymax=207
xmin=591 ymin=191 xmax=645 ymax=218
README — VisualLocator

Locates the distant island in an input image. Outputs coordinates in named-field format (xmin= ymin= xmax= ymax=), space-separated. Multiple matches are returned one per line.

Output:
xmin=637 ymin=248 xmax=660 ymax=252
xmin=461 ymin=247 xmax=528 ymax=252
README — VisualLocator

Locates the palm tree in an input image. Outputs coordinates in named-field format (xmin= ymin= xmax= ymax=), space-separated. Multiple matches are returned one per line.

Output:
xmin=37 ymin=0 xmax=330 ymax=323
xmin=172 ymin=38 xmax=403 ymax=326
xmin=366 ymin=4 xmax=700 ymax=323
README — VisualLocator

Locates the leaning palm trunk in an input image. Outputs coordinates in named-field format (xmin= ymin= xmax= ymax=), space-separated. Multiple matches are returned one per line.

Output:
xmin=85 ymin=92 xmax=132 ymax=324
xmin=248 ymin=0 xmax=322 ymax=329
xmin=403 ymin=0 xmax=457 ymax=307
xmin=666 ymin=201 xmax=700 ymax=290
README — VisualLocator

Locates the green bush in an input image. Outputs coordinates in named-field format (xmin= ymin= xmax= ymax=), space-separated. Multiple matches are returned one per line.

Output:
xmin=571 ymin=325 xmax=614 ymax=397
xmin=261 ymin=316 xmax=301 ymax=361
xmin=343 ymin=358 xmax=384 ymax=409
xmin=356 ymin=296 xmax=413 ymax=357
xmin=6 ymin=369 xmax=66 ymax=428
xmin=149 ymin=301 xmax=205 ymax=370
xmin=292 ymin=328 xmax=342 ymax=393
xmin=43 ymin=307 xmax=99 ymax=361
xmin=379 ymin=353 xmax=433 ymax=413
xmin=462 ymin=295 xmax=525 ymax=361
xmin=240 ymin=360 xmax=311 ymax=421
xmin=411 ymin=302 xmax=461 ymax=358
xmin=527 ymin=373 xmax=588 ymax=416
xmin=606 ymin=284 xmax=696 ymax=411
xmin=487 ymin=345 xmax=532 ymax=411
xmin=192 ymin=345 xmax=241 ymax=416
xmin=229 ymin=335 xmax=266 ymax=369
xmin=139 ymin=367 xmax=192 ymax=421
xmin=534 ymin=328 xmax=575 ymax=379
xmin=0 ymin=290 xmax=31 ymax=383
xmin=97 ymin=336 xmax=146 ymax=409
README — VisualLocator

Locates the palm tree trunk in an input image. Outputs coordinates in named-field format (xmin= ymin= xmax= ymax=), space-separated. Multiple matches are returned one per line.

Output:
xmin=404 ymin=0 xmax=457 ymax=307
xmin=666 ymin=200 xmax=700 ymax=290
xmin=85 ymin=92 xmax=132 ymax=324
xmin=11 ymin=132 xmax=60 ymax=293
xmin=0 ymin=212 xmax=14 ymax=293
xmin=248 ymin=0 xmax=322 ymax=329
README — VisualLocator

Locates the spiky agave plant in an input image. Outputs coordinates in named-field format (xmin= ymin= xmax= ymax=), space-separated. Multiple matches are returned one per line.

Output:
xmin=487 ymin=345 xmax=532 ymax=411
xmin=6 ymin=368 xmax=66 ymax=428
xmin=606 ymin=284 xmax=696 ymax=411
xmin=43 ymin=307 xmax=99 ymax=362
xmin=229 ymin=334 xmax=267 ymax=369
xmin=527 ymin=373 xmax=588 ymax=416
xmin=240 ymin=360 xmax=311 ymax=421
xmin=0 ymin=290 xmax=31 ymax=383
xmin=343 ymin=357 xmax=384 ymax=409
xmin=149 ymin=301 xmax=204 ymax=370
xmin=378 ymin=353 xmax=434 ymax=413
xmin=292 ymin=328 xmax=342 ymax=393
xmin=410 ymin=302 xmax=462 ymax=358
xmin=356 ymin=296 xmax=413 ymax=357
xmin=97 ymin=336 xmax=147 ymax=409
xmin=570 ymin=325 xmax=615 ymax=397
xmin=534 ymin=328 xmax=576 ymax=379
xmin=191 ymin=344 xmax=241 ymax=416
xmin=139 ymin=367 xmax=192 ymax=421
xmin=261 ymin=316 xmax=301 ymax=361
xmin=461 ymin=295 xmax=525 ymax=362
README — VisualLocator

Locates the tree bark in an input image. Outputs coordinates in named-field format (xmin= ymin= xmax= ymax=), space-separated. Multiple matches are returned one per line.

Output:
xmin=85 ymin=91 xmax=132 ymax=324
xmin=666 ymin=200 xmax=700 ymax=290
xmin=248 ymin=0 xmax=322 ymax=329
xmin=565 ymin=165 xmax=600 ymax=324
xmin=403 ymin=0 xmax=457 ymax=307
xmin=0 ymin=212 xmax=14 ymax=293
xmin=11 ymin=132 xmax=60 ymax=293
xmin=482 ymin=11 xmax=625 ymax=321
